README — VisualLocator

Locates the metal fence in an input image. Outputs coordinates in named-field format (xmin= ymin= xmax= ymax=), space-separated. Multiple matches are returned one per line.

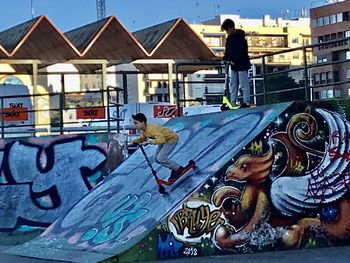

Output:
xmin=0 ymin=85 xmax=123 ymax=138
xmin=0 ymin=36 xmax=348 ymax=137
xmin=175 ymin=36 xmax=350 ymax=113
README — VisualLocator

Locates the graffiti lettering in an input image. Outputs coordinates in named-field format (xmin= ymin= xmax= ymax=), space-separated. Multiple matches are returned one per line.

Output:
xmin=248 ymin=140 xmax=263 ymax=155
xmin=306 ymin=168 xmax=350 ymax=203
xmin=0 ymin=137 xmax=106 ymax=229
xmin=331 ymin=131 xmax=350 ymax=144
xmin=170 ymin=203 xmax=224 ymax=238
xmin=183 ymin=247 xmax=198 ymax=256
xmin=328 ymin=146 xmax=350 ymax=162
xmin=290 ymin=160 xmax=305 ymax=174
xmin=82 ymin=193 xmax=151 ymax=244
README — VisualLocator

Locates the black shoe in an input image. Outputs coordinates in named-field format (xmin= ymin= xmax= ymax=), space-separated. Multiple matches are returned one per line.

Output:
xmin=168 ymin=166 xmax=184 ymax=181
xmin=240 ymin=103 xmax=250 ymax=109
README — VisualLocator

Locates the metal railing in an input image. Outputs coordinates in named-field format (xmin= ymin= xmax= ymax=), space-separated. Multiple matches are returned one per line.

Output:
xmin=0 ymin=86 xmax=123 ymax=138
xmin=175 ymin=36 xmax=350 ymax=114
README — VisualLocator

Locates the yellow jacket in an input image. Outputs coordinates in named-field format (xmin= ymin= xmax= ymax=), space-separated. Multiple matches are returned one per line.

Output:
xmin=133 ymin=124 xmax=178 ymax=145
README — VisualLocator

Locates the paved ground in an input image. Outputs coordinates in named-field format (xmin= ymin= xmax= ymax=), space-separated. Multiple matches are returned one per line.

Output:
xmin=1 ymin=245 xmax=350 ymax=262
xmin=145 ymin=246 xmax=350 ymax=263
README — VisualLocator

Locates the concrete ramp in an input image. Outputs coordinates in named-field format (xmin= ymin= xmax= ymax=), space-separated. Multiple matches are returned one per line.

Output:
xmin=5 ymin=103 xmax=292 ymax=262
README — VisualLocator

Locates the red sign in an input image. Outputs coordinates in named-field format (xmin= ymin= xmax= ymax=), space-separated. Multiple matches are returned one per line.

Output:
xmin=2 ymin=107 xmax=29 ymax=121
xmin=76 ymin=107 xmax=105 ymax=119
xmin=153 ymin=105 xmax=183 ymax=118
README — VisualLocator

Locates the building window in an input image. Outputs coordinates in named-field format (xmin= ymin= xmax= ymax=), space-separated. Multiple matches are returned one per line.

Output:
xmin=335 ymin=90 xmax=341 ymax=98
xmin=314 ymin=73 xmax=320 ymax=85
xmin=330 ymin=15 xmax=337 ymax=24
xmin=292 ymin=37 xmax=299 ymax=44
xmin=337 ymin=13 xmax=343 ymax=22
xmin=324 ymin=16 xmax=330 ymax=25
xmin=344 ymin=12 xmax=350 ymax=21
xmin=293 ymin=52 xmax=300 ymax=59
xmin=334 ymin=71 xmax=340 ymax=82
xmin=346 ymin=69 xmax=350 ymax=79
xmin=346 ymin=51 xmax=350 ymax=60
xmin=302 ymin=38 xmax=310 ymax=46
xmin=314 ymin=91 xmax=320 ymax=100
xmin=320 ymin=90 xmax=327 ymax=99
xmin=312 ymin=19 xmax=317 ymax=28
xmin=348 ymin=88 xmax=350 ymax=97
xmin=327 ymin=72 xmax=333 ymax=83
xmin=327 ymin=89 xmax=334 ymax=98
xmin=317 ymin=17 xmax=324 ymax=26
xmin=345 ymin=31 xmax=350 ymax=38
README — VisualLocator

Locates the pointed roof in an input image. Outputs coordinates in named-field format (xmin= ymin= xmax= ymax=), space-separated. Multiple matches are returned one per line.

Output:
xmin=0 ymin=45 xmax=9 ymax=58
xmin=65 ymin=16 xmax=147 ymax=60
xmin=133 ymin=19 xmax=178 ymax=54
xmin=0 ymin=17 xmax=39 ymax=53
xmin=133 ymin=18 xmax=216 ymax=61
xmin=65 ymin=17 xmax=110 ymax=53
xmin=0 ymin=16 xmax=80 ymax=60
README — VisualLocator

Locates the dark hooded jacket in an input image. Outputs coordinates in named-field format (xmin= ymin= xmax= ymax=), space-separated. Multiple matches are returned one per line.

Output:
xmin=223 ymin=29 xmax=251 ymax=71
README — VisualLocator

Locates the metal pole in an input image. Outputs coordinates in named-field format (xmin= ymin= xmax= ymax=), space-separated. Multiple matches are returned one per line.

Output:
xmin=183 ymin=73 xmax=186 ymax=108
xmin=175 ymin=63 xmax=181 ymax=116
xmin=116 ymin=87 xmax=120 ymax=133
xmin=122 ymin=73 xmax=128 ymax=103
xmin=106 ymin=85 xmax=111 ymax=132
xmin=1 ymin=98 xmax=4 ymax=138
xmin=168 ymin=62 xmax=174 ymax=104
xmin=32 ymin=62 xmax=38 ymax=134
xmin=303 ymin=47 xmax=309 ymax=101
xmin=59 ymin=93 xmax=64 ymax=134
xmin=262 ymin=57 xmax=267 ymax=105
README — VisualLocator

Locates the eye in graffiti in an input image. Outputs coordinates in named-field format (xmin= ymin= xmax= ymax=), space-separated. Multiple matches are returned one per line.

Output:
xmin=157 ymin=233 xmax=183 ymax=259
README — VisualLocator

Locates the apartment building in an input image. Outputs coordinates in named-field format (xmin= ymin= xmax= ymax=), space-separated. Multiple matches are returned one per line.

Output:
xmin=189 ymin=14 xmax=312 ymax=103
xmin=310 ymin=0 xmax=350 ymax=100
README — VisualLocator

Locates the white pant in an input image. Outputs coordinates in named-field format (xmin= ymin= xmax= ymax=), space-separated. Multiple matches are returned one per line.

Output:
xmin=230 ymin=70 xmax=250 ymax=105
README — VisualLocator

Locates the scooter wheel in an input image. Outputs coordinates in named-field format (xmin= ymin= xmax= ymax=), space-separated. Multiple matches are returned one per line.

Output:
xmin=159 ymin=185 xmax=166 ymax=194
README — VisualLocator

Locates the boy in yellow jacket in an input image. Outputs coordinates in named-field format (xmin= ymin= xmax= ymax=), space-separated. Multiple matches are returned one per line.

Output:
xmin=132 ymin=113 xmax=184 ymax=180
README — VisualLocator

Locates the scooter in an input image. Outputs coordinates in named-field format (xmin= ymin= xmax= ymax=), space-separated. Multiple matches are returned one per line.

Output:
xmin=220 ymin=61 xmax=238 ymax=111
xmin=139 ymin=144 xmax=195 ymax=195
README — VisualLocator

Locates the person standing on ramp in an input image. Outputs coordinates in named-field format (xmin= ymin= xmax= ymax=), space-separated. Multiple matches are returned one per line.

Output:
xmin=221 ymin=18 xmax=251 ymax=108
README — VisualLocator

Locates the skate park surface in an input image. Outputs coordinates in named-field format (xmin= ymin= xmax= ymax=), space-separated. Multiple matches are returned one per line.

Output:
xmin=2 ymin=101 xmax=350 ymax=262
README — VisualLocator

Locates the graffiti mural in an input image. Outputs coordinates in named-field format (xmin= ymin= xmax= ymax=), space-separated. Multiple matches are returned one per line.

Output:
xmin=110 ymin=103 xmax=350 ymax=262
xmin=0 ymin=132 xmax=127 ymax=245
xmin=11 ymin=102 xmax=350 ymax=263
xmin=8 ymin=103 xmax=289 ymax=263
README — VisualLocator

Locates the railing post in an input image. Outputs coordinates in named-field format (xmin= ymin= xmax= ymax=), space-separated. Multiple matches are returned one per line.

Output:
xmin=122 ymin=73 xmax=128 ymax=103
xmin=59 ymin=92 xmax=64 ymax=135
xmin=262 ymin=56 xmax=267 ymax=105
xmin=106 ymin=86 xmax=111 ymax=133
xmin=175 ymin=63 xmax=181 ymax=116
xmin=116 ymin=86 xmax=120 ymax=133
xmin=303 ymin=47 xmax=309 ymax=101
xmin=0 ymin=98 xmax=4 ymax=138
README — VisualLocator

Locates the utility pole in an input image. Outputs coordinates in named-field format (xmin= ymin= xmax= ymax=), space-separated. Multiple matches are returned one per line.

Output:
xmin=96 ymin=0 xmax=106 ymax=20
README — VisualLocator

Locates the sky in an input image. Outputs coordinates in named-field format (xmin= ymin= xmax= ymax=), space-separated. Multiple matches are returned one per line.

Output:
xmin=0 ymin=0 xmax=316 ymax=32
